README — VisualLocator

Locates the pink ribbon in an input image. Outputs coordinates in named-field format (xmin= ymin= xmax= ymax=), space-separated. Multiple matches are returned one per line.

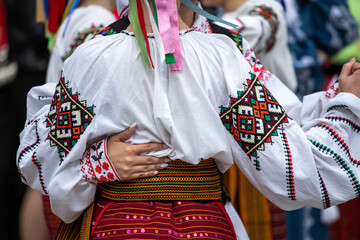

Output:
xmin=155 ymin=0 xmax=182 ymax=71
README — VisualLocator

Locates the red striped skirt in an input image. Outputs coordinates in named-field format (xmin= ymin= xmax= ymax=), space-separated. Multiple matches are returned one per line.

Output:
xmin=91 ymin=199 xmax=236 ymax=239
xmin=56 ymin=159 xmax=236 ymax=239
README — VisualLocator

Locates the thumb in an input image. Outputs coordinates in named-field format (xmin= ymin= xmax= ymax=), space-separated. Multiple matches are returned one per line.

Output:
xmin=340 ymin=58 xmax=356 ymax=80
xmin=113 ymin=123 xmax=137 ymax=142
xmin=351 ymin=62 xmax=360 ymax=74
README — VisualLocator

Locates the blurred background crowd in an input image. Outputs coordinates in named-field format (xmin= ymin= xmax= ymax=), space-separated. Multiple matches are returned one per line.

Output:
xmin=0 ymin=0 xmax=359 ymax=239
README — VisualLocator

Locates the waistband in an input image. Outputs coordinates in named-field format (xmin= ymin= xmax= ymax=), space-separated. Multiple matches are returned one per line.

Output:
xmin=98 ymin=158 xmax=222 ymax=201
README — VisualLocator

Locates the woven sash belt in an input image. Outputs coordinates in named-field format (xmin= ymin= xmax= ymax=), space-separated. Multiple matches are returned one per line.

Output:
xmin=98 ymin=158 xmax=222 ymax=201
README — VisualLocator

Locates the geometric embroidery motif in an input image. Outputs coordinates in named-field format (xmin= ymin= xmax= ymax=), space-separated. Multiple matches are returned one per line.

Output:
xmin=220 ymin=72 xmax=288 ymax=170
xmin=281 ymin=132 xmax=296 ymax=200
xmin=46 ymin=76 xmax=95 ymax=165
xmin=62 ymin=25 xmax=104 ymax=62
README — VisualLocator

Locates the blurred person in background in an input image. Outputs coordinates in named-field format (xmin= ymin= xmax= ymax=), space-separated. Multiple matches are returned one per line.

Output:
xmin=1 ymin=0 xmax=48 ymax=239
xmin=284 ymin=0 xmax=358 ymax=98
xmin=45 ymin=0 xmax=118 ymax=84
xmin=201 ymin=0 xmax=297 ymax=93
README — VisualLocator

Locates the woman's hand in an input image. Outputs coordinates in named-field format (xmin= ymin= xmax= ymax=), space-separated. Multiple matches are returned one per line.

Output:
xmin=107 ymin=124 xmax=170 ymax=181
xmin=338 ymin=58 xmax=360 ymax=98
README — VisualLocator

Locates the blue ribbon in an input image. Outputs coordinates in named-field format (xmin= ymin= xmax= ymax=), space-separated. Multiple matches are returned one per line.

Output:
xmin=43 ymin=0 xmax=49 ymax=19
xmin=180 ymin=0 xmax=238 ymax=29
xmin=62 ymin=0 xmax=81 ymax=37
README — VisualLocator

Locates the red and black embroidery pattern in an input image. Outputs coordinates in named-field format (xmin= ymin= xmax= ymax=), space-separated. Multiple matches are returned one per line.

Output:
xmin=317 ymin=170 xmax=331 ymax=208
xmin=17 ymin=120 xmax=41 ymax=184
xmin=220 ymin=72 xmax=288 ymax=170
xmin=281 ymin=131 xmax=296 ymax=200
xmin=31 ymin=151 xmax=48 ymax=194
xmin=46 ymin=76 xmax=95 ymax=165
xmin=245 ymin=49 xmax=273 ymax=84
xmin=80 ymin=139 xmax=120 ymax=183
xmin=315 ymin=124 xmax=360 ymax=167
xmin=325 ymin=83 xmax=339 ymax=98
xmin=325 ymin=116 xmax=360 ymax=134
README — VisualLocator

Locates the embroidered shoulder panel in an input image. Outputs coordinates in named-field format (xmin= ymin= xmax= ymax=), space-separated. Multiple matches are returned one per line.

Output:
xmin=209 ymin=21 xmax=243 ymax=54
xmin=229 ymin=30 xmax=243 ymax=53
xmin=46 ymin=76 xmax=95 ymax=165
xmin=98 ymin=17 xmax=130 ymax=37
xmin=220 ymin=72 xmax=288 ymax=166
xmin=63 ymin=25 xmax=104 ymax=61
xmin=98 ymin=26 xmax=118 ymax=37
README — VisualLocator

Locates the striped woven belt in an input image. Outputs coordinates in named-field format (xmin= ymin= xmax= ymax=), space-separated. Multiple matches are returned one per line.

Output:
xmin=98 ymin=158 xmax=222 ymax=201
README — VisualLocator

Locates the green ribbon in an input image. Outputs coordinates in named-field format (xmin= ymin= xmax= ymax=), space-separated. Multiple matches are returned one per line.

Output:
xmin=150 ymin=0 xmax=158 ymax=27
xmin=129 ymin=0 xmax=152 ymax=68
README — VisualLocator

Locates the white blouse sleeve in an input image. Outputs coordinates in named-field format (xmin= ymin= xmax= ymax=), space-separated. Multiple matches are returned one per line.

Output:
xmin=217 ymin=36 xmax=360 ymax=211
xmin=17 ymin=55 xmax=121 ymax=223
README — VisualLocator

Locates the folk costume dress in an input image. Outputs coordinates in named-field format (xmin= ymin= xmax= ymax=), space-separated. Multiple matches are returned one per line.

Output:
xmin=46 ymin=4 xmax=117 ymax=84
xmin=219 ymin=0 xmax=297 ymax=92
xmin=17 ymin=2 xmax=360 ymax=240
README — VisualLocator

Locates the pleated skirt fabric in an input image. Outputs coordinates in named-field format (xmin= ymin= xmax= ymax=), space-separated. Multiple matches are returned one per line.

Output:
xmin=91 ymin=199 xmax=236 ymax=240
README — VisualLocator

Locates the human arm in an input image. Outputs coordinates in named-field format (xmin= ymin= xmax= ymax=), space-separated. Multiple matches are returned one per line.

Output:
xmin=213 ymin=36 xmax=360 ymax=210
xmin=17 ymin=79 xmax=168 ymax=223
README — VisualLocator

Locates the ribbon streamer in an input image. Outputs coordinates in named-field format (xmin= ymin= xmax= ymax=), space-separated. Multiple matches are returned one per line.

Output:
xmin=48 ymin=0 xmax=66 ymax=34
xmin=143 ymin=0 xmax=165 ymax=63
xmin=129 ymin=0 xmax=154 ymax=68
xmin=43 ymin=0 xmax=49 ymax=18
xmin=136 ymin=0 xmax=154 ymax=68
xmin=180 ymin=0 xmax=238 ymax=29
xmin=156 ymin=0 xmax=182 ymax=70
xmin=62 ymin=0 xmax=80 ymax=37
xmin=122 ymin=0 xmax=239 ymax=71
xmin=62 ymin=0 xmax=75 ymax=21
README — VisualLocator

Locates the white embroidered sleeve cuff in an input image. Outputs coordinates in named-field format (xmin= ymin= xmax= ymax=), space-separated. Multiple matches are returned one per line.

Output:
xmin=80 ymin=138 xmax=121 ymax=183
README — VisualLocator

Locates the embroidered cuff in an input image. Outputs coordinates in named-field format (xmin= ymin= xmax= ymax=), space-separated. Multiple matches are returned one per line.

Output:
xmin=80 ymin=138 xmax=121 ymax=184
